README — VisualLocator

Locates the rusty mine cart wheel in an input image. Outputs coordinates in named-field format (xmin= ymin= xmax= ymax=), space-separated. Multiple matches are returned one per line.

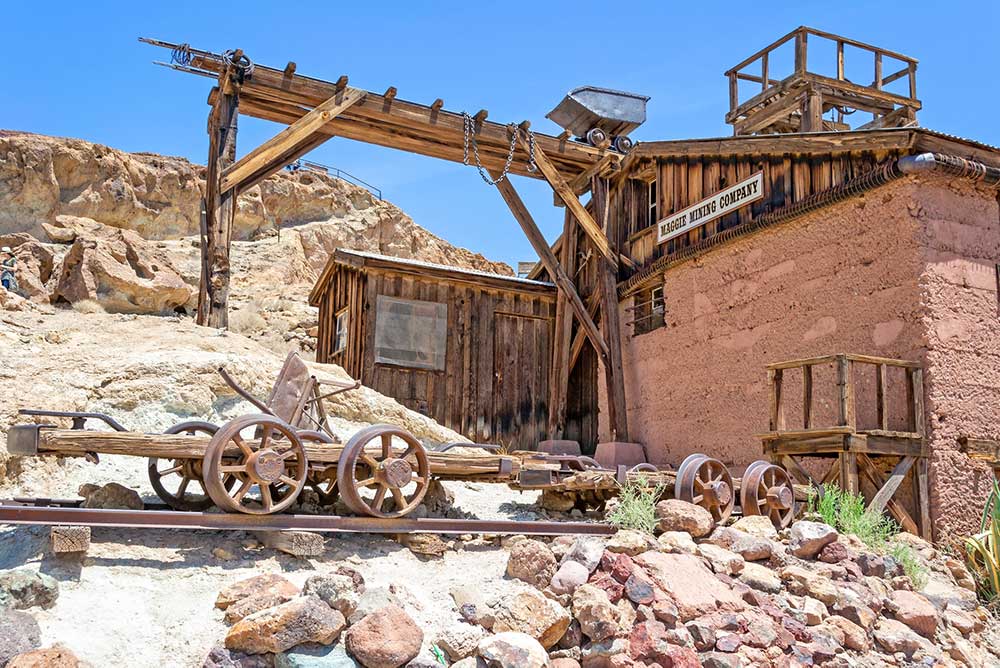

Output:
xmin=149 ymin=420 xmax=230 ymax=512
xmin=741 ymin=460 xmax=796 ymax=529
xmin=269 ymin=430 xmax=339 ymax=506
xmin=336 ymin=424 xmax=430 ymax=518
xmin=675 ymin=454 xmax=735 ymax=524
xmin=203 ymin=414 xmax=308 ymax=515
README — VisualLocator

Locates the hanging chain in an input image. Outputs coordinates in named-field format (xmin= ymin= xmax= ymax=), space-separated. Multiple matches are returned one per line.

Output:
xmin=462 ymin=112 xmax=536 ymax=186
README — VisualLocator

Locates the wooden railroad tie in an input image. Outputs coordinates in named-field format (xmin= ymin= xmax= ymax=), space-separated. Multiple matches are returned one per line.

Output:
xmin=254 ymin=530 xmax=325 ymax=558
xmin=50 ymin=525 xmax=90 ymax=554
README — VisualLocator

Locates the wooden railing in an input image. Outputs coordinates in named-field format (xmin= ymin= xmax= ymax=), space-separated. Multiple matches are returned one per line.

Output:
xmin=725 ymin=26 xmax=920 ymax=124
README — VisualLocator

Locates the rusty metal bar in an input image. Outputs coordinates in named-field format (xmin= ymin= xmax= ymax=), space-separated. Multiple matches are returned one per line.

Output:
xmin=0 ymin=500 xmax=615 ymax=537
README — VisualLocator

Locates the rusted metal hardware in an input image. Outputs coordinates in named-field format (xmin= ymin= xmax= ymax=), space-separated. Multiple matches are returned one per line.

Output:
xmin=0 ymin=500 xmax=616 ymax=536
xmin=675 ymin=454 xmax=735 ymax=524
xmin=18 ymin=410 xmax=127 ymax=432
xmin=741 ymin=460 xmax=797 ymax=529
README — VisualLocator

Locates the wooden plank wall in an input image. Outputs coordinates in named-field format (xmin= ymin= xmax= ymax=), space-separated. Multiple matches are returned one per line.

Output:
xmin=617 ymin=149 xmax=904 ymax=271
xmin=316 ymin=265 xmax=557 ymax=450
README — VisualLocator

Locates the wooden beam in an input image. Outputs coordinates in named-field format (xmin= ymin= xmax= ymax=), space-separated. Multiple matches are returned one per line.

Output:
xmin=491 ymin=172 xmax=609 ymax=361
xmin=592 ymin=176 xmax=629 ymax=441
xmin=857 ymin=453 xmax=919 ymax=535
xmin=199 ymin=76 xmax=240 ymax=328
xmin=864 ymin=454 xmax=916 ymax=515
xmin=548 ymin=210 xmax=578 ymax=438
xmin=569 ymin=294 xmax=602 ymax=370
xmin=520 ymin=132 xmax=617 ymax=265
xmin=221 ymin=88 xmax=365 ymax=193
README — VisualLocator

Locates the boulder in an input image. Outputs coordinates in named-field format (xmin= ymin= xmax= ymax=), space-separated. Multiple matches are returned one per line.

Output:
xmin=685 ymin=619 xmax=717 ymax=651
xmin=873 ymin=618 xmax=927 ymax=657
xmin=730 ymin=515 xmax=778 ymax=540
xmin=817 ymin=541 xmax=851 ymax=564
xmin=943 ymin=605 xmax=976 ymax=636
xmin=605 ymin=530 xmax=658 ymax=557
xmin=492 ymin=588 xmax=570 ymax=649
xmin=704 ymin=528 xmax=773 ymax=561
xmin=823 ymin=615 xmax=869 ymax=651
xmin=203 ymin=645 xmax=273 ymax=668
xmin=572 ymin=584 xmax=620 ymax=643
xmin=737 ymin=563 xmax=781 ymax=593
xmin=550 ymin=560 xmax=590 ymax=595
xmin=477 ymin=632 xmax=548 ymax=668
xmin=225 ymin=596 xmax=346 ymax=654
xmin=0 ymin=234 xmax=55 ymax=302
xmin=657 ymin=532 xmax=698 ymax=555
xmin=78 ymin=482 xmax=143 ymax=510
xmin=697 ymin=544 xmax=745 ymax=576
xmin=623 ymin=572 xmax=655 ymax=606
xmin=347 ymin=587 xmax=402 ymax=626
xmin=216 ymin=574 xmax=300 ymax=611
xmin=887 ymin=589 xmax=939 ymax=638
xmin=635 ymin=552 xmax=745 ymax=621
xmin=779 ymin=566 xmax=838 ymax=606
xmin=788 ymin=521 xmax=838 ymax=559
xmin=0 ymin=610 xmax=41 ymax=667
xmin=303 ymin=572 xmax=362 ymax=618
xmin=345 ymin=604 xmax=423 ymax=667
xmin=560 ymin=537 xmax=605 ymax=573
xmin=51 ymin=223 xmax=192 ymax=313
xmin=798 ymin=597 xmax=828 ymax=626
xmin=0 ymin=570 xmax=59 ymax=610
xmin=436 ymin=622 xmax=488 ymax=661
xmin=224 ymin=591 xmax=298 ymax=624
xmin=654 ymin=500 xmax=714 ymax=538
xmin=506 ymin=539 xmax=557 ymax=588
xmin=7 ymin=647 xmax=82 ymax=668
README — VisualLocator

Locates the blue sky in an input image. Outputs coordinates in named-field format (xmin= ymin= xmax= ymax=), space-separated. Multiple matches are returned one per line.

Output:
xmin=4 ymin=1 xmax=998 ymax=268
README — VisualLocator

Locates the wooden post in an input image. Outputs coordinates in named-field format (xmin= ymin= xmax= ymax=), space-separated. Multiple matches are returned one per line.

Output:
xmin=761 ymin=53 xmax=769 ymax=90
xmin=907 ymin=367 xmax=925 ymax=436
xmin=592 ymin=176 xmax=629 ymax=442
xmin=874 ymin=52 xmax=883 ymax=90
xmin=836 ymin=40 xmax=845 ymax=80
xmin=802 ymin=88 xmax=824 ymax=132
xmin=917 ymin=456 xmax=932 ymax=540
xmin=768 ymin=368 xmax=785 ymax=431
xmin=548 ymin=211 xmax=578 ymax=438
xmin=835 ymin=354 xmax=855 ymax=428
xmin=199 ymin=74 xmax=241 ymax=328
xmin=840 ymin=446 xmax=860 ymax=495
xmin=802 ymin=365 xmax=813 ymax=429
xmin=795 ymin=29 xmax=808 ymax=74
xmin=876 ymin=363 xmax=889 ymax=431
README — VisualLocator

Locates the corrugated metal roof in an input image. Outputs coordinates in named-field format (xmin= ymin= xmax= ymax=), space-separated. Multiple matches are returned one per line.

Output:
xmin=336 ymin=249 xmax=555 ymax=288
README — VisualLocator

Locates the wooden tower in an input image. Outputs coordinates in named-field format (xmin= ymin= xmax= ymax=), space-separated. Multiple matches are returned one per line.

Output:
xmin=725 ymin=27 xmax=921 ymax=136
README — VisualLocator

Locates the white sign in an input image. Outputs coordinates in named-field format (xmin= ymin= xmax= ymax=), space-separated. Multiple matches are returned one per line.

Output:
xmin=657 ymin=171 xmax=764 ymax=244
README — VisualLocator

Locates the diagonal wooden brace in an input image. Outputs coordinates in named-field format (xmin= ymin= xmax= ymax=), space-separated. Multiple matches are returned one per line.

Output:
xmin=220 ymin=88 xmax=366 ymax=194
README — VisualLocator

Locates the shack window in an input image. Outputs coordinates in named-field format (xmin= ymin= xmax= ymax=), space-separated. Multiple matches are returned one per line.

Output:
xmin=632 ymin=284 xmax=665 ymax=336
xmin=334 ymin=308 xmax=349 ymax=354
xmin=648 ymin=179 xmax=658 ymax=227
xmin=374 ymin=296 xmax=448 ymax=370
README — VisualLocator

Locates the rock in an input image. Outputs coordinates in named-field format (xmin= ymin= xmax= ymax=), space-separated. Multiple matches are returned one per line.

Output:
xmin=0 ymin=570 xmax=59 ymax=610
xmin=550 ymin=660 xmax=581 ymax=668
xmin=450 ymin=586 xmax=494 ymax=629
xmin=873 ymin=618 xmax=926 ymax=657
xmin=506 ymin=539 xmax=557 ymax=589
xmin=686 ymin=619 xmax=716 ymax=651
xmin=560 ymin=537 xmax=605 ymax=573
xmin=420 ymin=479 xmax=454 ymax=514
xmin=629 ymin=620 xmax=699 ymax=665
xmin=0 ymin=609 xmax=41 ymax=667
xmin=203 ymin=645 xmax=273 ymax=668
xmin=651 ymin=598 xmax=679 ymax=626
xmin=730 ymin=515 xmax=778 ymax=540
xmin=817 ymin=541 xmax=850 ymax=564
xmin=6 ymin=647 xmax=81 ymax=668
xmin=605 ymin=530 xmax=657 ymax=556
xmin=943 ymin=605 xmax=976 ymax=636
xmin=601 ymin=551 xmax=637 ymax=583
xmin=540 ymin=490 xmax=576 ymax=512
xmin=579 ymin=638 xmax=630 ymax=667
xmin=51 ymin=225 xmax=192 ymax=313
xmin=492 ymin=588 xmax=570 ymax=649
xmin=699 ymin=652 xmax=743 ymax=668
xmin=888 ymin=590 xmax=939 ymax=638
xmin=436 ymin=622 xmax=487 ymax=661
xmin=705 ymin=528 xmax=773 ymax=561
xmin=303 ymin=573 xmax=362 ymax=618
xmin=799 ymin=597 xmax=828 ymax=626
xmin=779 ymin=566 xmax=838 ymax=606
xmin=572 ymin=584 xmax=620 ymax=643
xmin=623 ymin=573 xmax=655 ymax=605
xmin=715 ymin=632 xmax=742 ymax=652
xmin=656 ymin=531 xmax=698 ymax=555
xmin=78 ymin=482 xmax=143 ymax=510
xmin=348 ymin=587 xmax=402 ymax=626
xmin=477 ymin=631 xmax=548 ymax=668
xmin=636 ymin=552 xmax=745 ymax=621
xmin=344 ymin=604 xmax=422 ymax=668
xmin=788 ymin=521 xmax=837 ymax=559
xmin=823 ymin=615 xmax=869 ymax=651
xmin=212 ymin=547 xmax=236 ymax=561
xmin=550 ymin=560 xmax=590 ymax=595
xmin=224 ymin=591 xmax=298 ymax=624
xmin=397 ymin=533 xmax=450 ymax=558
xmin=737 ymin=562 xmax=781 ymax=593
xmin=217 ymin=574 xmax=300 ymax=611
xmin=697 ymin=544 xmax=744 ymax=576
xmin=275 ymin=643 xmax=359 ymax=667
xmin=654 ymin=500 xmax=714 ymax=537
xmin=856 ymin=553 xmax=885 ymax=577
xmin=225 ymin=596 xmax=346 ymax=655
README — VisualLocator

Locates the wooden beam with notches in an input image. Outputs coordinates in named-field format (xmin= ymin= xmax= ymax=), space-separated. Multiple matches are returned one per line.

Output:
xmin=220 ymin=88 xmax=366 ymax=194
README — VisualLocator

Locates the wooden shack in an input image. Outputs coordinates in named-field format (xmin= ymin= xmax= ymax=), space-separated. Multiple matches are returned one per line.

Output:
xmin=310 ymin=249 xmax=597 ymax=450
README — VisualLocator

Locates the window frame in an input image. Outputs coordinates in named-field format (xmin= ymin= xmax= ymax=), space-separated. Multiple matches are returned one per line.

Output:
xmin=333 ymin=307 xmax=349 ymax=355
xmin=648 ymin=179 xmax=658 ymax=227
xmin=373 ymin=295 xmax=449 ymax=371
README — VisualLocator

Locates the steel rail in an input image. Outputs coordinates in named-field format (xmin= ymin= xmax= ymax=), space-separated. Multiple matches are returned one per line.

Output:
xmin=0 ymin=500 xmax=615 ymax=537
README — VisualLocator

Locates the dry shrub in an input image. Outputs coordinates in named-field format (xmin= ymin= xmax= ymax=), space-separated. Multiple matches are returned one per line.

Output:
xmin=72 ymin=299 xmax=106 ymax=314
xmin=228 ymin=307 xmax=267 ymax=334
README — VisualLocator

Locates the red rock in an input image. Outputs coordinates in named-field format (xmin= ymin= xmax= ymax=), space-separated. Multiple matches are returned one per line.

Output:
xmin=817 ymin=542 xmax=850 ymax=564
xmin=624 ymin=572 xmax=655 ymax=605
xmin=587 ymin=571 xmax=624 ymax=603
xmin=635 ymin=552 xmax=744 ymax=621
xmin=888 ymin=590 xmax=939 ymax=638
xmin=572 ymin=584 xmax=620 ymax=643
xmin=602 ymin=551 xmax=637 ymax=583
xmin=715 ymin=633 xmax=742 ymax=652
xmin=6 ymin=647 xmax=80 ymax=668
xmin=629 ymin=620 xmax=669 ymax=661
xmin=345 ymin=604 xmax=423 ymax=667
xmin=651 ymin=596 xmax=679 ymax=625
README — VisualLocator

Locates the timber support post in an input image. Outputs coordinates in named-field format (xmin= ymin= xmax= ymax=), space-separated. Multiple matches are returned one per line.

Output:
xmin=591 ymin=176 xmax=629 ymax=442
xmin=548 ymin=210 xmax=578 ymax=438
xmin=199 ymin=62 xmax=242 ymax=328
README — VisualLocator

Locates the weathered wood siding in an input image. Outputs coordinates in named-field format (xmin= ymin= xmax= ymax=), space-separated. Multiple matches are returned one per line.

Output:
xmin=316 ymin=265 xmax=557 ymax=449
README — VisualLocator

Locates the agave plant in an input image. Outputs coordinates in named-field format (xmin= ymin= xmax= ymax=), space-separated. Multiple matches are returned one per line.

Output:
xmin=966 ymin=479 xmax=1000 ymax=600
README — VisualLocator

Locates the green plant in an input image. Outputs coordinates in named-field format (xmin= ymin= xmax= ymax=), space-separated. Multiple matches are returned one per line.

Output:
xmin=606 ymin=476 xmax=664 ymax=534
xmin=811 ymin=484 xmax=896 ymax=549
xmin=966 ymin=479 xmax=1000 ymax=601
xmin=891 ymin=542 xmax=929 ymax=590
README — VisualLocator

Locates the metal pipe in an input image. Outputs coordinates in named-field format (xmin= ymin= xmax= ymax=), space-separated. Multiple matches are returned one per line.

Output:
xmin=897 ymin=152 xmax=1000 ymax=187
xmin=0 ymin=501 xmax=615 ymax=537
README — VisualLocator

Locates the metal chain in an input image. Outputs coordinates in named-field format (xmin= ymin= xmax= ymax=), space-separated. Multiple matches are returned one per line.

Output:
xmin=462 ymin=112 xmax=536 ymax=185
